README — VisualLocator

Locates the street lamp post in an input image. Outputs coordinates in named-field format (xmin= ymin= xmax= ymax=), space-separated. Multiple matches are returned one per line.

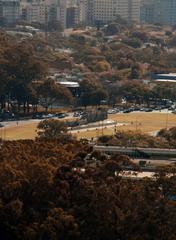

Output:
xmin=165 ymin=109 xmax=169 ymax=130
xmin=135 ymin=116 xmax=138 ymax=131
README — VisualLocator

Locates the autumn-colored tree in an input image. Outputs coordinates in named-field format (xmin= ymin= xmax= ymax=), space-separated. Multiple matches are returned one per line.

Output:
xmin=37 ymin=119 xmax=67 ymax=139
xmin=38 ymin=79 xmax=73 ymax=112
xmin=96 ymin=60 xmax=111 ymax=72
xmin=0 ymin=139 xmax=176 ymax=239
xmin=0 ymin=40 xmax=47 ymax=112
xmin=98 ymin=130 xmax=170 ymax=148
xmin=79 ymin=79 xmax=108 ymax=107
xmin=104 ymin=23 xmax=120 ymax=36
xmin=118 ymin=80 xmax=153 ymax=105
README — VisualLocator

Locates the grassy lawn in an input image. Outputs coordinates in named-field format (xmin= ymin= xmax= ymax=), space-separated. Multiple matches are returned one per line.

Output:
xmin=3 ymin=112 xmax=176 ymax=140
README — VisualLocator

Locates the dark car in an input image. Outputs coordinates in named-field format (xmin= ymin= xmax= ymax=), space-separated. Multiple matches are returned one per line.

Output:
xmin=123 ymin=109 xmax=131 ymax=113
xmin=32 ymin=113 xmax=44 ymax=119
xmin=0 ymin=112 xmax=15 ymax=121
xmin=144 ymin=108 xmax=153 ymax=112
xmin=73 ymin=112 xmax=81 ymax=117
xmin=56 ymin=113 xmax=68 ymax=118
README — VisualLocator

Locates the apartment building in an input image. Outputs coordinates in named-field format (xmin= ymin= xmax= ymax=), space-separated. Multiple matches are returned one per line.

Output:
xmin=140 ymin=0 xmax=155 ymax=24
xmin=57 ymin=0 xmax=67 ymax=28
xmin=85 ymin=0 xmax=141 ymax=25
xmin=93 ymin=0 xmax=117 ymax=24
xmin=156 ymin=0 xmax=176 ymax=26
xmin=141 ymin=0 xmax=176 ymax=26
xmin=0 ymin=0 xmax=20 ymax=26
xmin=21 ymin=3 xmax=49 ymax=24
xmin=116 ymin=0 xmax=141 ymax=23
xmin=20 ymin=0 xmax=67 ymax=28
xmin=66 ymin=6 xmax=79 ymax=27
xmin=67 ymin=0 xmax=86 ymax=24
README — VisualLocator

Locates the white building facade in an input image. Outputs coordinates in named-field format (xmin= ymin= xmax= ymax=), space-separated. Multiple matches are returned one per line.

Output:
xmin=82 ymin=0 xmax=141 ymax=25
xmin=20 ymin=0 xmax=67 ymax=28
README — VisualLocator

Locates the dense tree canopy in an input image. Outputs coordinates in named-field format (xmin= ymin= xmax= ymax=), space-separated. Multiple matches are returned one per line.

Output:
xmin=0 ymin=35 xmax=47 ymax=112
xmin=0 ymin=139 xmax=176 ymax=239
xmin=38 ymin=79 xmax=73 ymax=112
xmin=79 ymin=79 xmax=108 ymax=107
xmin=37 ymin=119 xmax=74 ymax=143
xmin=98 ymin=129 xmax=175 ymax=148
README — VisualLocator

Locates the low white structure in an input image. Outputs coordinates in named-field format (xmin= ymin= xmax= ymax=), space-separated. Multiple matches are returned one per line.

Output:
xmin=58 ymin=81 xmax=80 ymax=88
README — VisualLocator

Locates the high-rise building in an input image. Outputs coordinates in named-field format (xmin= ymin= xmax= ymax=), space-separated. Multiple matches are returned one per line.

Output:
xmin=66 ymin=0 xmax=79 ymax=27
xmin=141 ymin=0 xmax=176 ymax=26
xmin=79 ymin=0 xmax=86 ymax=23
xmin=20 ymin=0 xmax=67 ymax=28
xmin=84 ymin=0 xmax=141 ymax=26
xmin=0 ymin=0 xmax=20 ymax=26
xmin=66 ymin=6 xmax=79 ymax=27
xmin=83 ymin=0 xmax=94 ymax=25
xmin=21 ymin=3 xmax=50 ymax=24
xmin=93 ymin=0 xmax=117 ymax=25
xmin=140 ymin=0 xmax=155 ymax=24
xmin=57 ymin=0 xmax=67 ymax=28
xmin=117 ymin=0 xmax=141 ymax=23
xmin=156 ymin=0 xmax=176 ymax=26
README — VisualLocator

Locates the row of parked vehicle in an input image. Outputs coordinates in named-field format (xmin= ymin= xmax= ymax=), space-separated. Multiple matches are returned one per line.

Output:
xmin=73 ymin=111 xmax=88 ymax=119
xmin=32 ymin=112 xmax=69 ymax=119
xmin=108 ymin=104 xmax=176 ymax=114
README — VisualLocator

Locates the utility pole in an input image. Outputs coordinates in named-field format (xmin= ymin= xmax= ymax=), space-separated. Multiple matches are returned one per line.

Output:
xmin=165 ymin=109 xmax=169 ymax=130
xmin=135 ymin=116 xmax=138 ymax=131
xmin=101 ymin=120 xmax=104 ymax=136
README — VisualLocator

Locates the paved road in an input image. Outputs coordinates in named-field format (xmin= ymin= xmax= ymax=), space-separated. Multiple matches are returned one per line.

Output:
xmin=0 ymin=119 xmax=40 ymax=128
xmin=132 ymin=158 xmax=176 ymax=167
xmin=70 ymin=120 xmax=127 ymax=133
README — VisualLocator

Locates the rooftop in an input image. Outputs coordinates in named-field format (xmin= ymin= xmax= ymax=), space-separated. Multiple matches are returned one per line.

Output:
xmin=156 ymin=73 xmax=176 ymax=77
xmin=154 ymin=79 xmax=176 ymax=83
xmin=58 ymin=81 xmax=80 ymax=88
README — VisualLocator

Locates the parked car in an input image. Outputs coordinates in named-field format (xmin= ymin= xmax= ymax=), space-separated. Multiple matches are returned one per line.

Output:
xmin=168 ymin=106 xmax=175 ymax=110
xmin=144 ymin=108 xmax=153 ymax=112
xmin=56 ymin=113 xmax=68 ymax=118
xmin=73 ymin=112 xmax=81 ymax=117
xmin=154 ymin=106 xmax=162 ymax=111
xmin=123 ymin=109 xmax=132 ymax=113
xmin=0 ymin=111 xmax=15 ymax=121
xmin=108 ymin=109 xmax=119 ymax=114
xmin=133 ymin=106 xmax=141 ymax=111
xmin=107 ymin=109 xmax=116 ymax=114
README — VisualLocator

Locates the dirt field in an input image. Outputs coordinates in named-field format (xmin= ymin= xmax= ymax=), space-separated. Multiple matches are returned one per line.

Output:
xmin=2 ymin=122 xmax=38 ymax=140
xmin=3 ymin=112 xmax=176 ymax=140
xmin=73 ymin=112 xmax=176 ymax=139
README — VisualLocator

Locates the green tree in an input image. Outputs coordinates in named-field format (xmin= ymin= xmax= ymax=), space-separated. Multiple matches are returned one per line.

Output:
xmin=80 ymin=79 xmax=108 ymax=107
xmin=48 ymin=20 xmax=63 ymax=32
xmin=0 ymin=42 xmax=47 ymax=112
xmin=37 ymin=119 xmax=68 ymax=140
xmin=104 ymin=23 xmax=120 ymax=36
xmin=38 ymin=79 xmax=73 ymax=112
xmin=123 ymin=38 xmax=142 ymax=48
